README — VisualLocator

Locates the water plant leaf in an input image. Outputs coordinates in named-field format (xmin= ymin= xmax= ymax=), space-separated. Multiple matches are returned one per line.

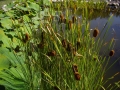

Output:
xmin=43 ymin=0 xmax=51 ymax=6
xmin=0 ymin=13 xmax=5 ymax=18
xmin=0 ymin=54 xmax=9 ymax=70
xmin=1 ymin=18 xmax=12 ymax=29
xmin=28 ymin=1 xmax=40 ymax=12
xmin=5 ymin=10 xmax=14 ymax=17
xmin=17 ymin=5 xmax=28 ymax=11
xmin=23 ymin=15 xmax=30 ymax=22
xmin=0 ymin=30 xmax=10 ymax=47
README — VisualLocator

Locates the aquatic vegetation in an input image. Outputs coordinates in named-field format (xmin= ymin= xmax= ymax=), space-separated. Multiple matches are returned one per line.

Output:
xmin=0 ymin=0 xmax=120 ymax=90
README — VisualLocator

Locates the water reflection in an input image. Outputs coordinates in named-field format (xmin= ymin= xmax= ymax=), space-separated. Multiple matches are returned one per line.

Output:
xmin=77 ymin=8 xmax=120 ymax=20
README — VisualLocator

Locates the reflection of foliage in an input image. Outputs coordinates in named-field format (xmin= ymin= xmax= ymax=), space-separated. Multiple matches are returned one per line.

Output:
xmin=77 ymin=8 xmax=120 ymax=20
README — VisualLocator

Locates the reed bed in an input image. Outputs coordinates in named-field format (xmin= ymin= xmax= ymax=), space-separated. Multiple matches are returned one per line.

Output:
xmin=0 ymin=0 xmax=120 ymax=90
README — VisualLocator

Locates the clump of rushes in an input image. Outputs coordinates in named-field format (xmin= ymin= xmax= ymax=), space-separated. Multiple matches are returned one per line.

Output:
xmin=109 ymin=50 xmax=115 ymax=56
xmin=72 ymin=64 xmax=78 ymax=73
xmin=68 ymin=20 xmax=72 ymax=30
xmin=61 ymin=39 xmax=67 ymax=48
xmin=23 ymin=33 xmax=30 ymax=43
xmin=74 ymin=72 xmax=81 ymax=80
xmin=47 ymin=50 xmax=56 ymax=56
xmin=72 ymin=16 xmax=77 ymax=23
xmin=93 ymin=28 xmax=99 ymax=37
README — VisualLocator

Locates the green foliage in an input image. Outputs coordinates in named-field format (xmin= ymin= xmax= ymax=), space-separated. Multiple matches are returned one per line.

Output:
xmin=0 ymin=0 xmax=119 ymax=90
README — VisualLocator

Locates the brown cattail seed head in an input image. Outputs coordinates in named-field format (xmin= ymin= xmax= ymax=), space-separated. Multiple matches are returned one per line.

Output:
xmin=41 ymin=32 xmax=45 ymax=42
xmin=93 ymin=29 xmax=99 ymax=37
xmin=47 ymin=50 xmax=56 ymax=56
xmin=94 ymin=57 xmax=97 ymax=61
xmin=66 ymin=43 xmax=72 ymax=52
xmin=72 ymin=64 xmax=78 ymax=73
xmin=59 ymin=14 xmax=64 ymax=23
xmin=23 ymin=33 xmax=30 ymax=43
xmin=72 ymin=16 xmax=77 ymax=23
xmin=73 ymin=48 xmax=76 ymax=56
xmin=53 ymin=86 xmax=60 ymax=90
xmin=77 ymin=41 xmax=80 ymax=50
xmin=74 ymin=72 xmax=80 ymax=80
xmin=109 ymin=50 xmax=115 ymax=56
xmin=62 ymin=39 xmax=67 ymax=48
xmin=37 ymin=42 xmax=44 ymax=49
xmin=68 ymin=20 xmax=72 ymax=30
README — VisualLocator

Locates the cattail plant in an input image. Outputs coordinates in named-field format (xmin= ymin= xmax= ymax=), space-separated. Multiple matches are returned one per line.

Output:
xmin=59 ymin=13 xmax=64 ymax=23
xmin=47 ymin=50 xmax=56 ymax=56
xmin=53 ymin=86 xmax=60 ymax=90
xmin=93 ymin=28 xmax=99 ymax=37
xmin=76 ymin=41 xmax=81 ymax=50
xmin=23 ymin=33 xmax=30 ymax=43
xmin=72 ymin=64 xmax=78 ymax=73
xmin=72 ymin=15 xmax=77 ymax=23
xmin=68 ymin=20 xmax=72 ymax=30
xmin=74 ymin=72 xmax=81 ymax=80
xmin=61 ymin=39 xmax=67 ymax=48
xmin=109 ymin=50 xmax=115 ymax=56
xmin=66 ymin=42 xmax=72 ymax=52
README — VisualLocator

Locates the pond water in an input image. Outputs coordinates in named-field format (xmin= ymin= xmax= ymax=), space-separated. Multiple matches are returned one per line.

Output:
xmin=82 ymin=9 xmax=120 ymax=89
xmin=90 ymin=13 xmax=120 ymax=90
xmin=0 ymin=0 xmax=120 ymax=89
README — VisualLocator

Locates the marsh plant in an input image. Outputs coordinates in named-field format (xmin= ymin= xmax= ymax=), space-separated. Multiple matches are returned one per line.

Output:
xmin=0 ymin=0 xmax=120 ymax=90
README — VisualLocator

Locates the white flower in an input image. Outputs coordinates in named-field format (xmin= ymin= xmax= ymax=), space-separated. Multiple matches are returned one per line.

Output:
xmin=2 ymin=4 xmax=11 ymax=11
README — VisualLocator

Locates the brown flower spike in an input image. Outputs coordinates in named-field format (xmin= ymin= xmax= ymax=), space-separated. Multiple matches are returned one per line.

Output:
xmin=47 ymin=50 xmax=56 ymax=56
xmin=109 ymin=50 xmax=115 ymax=56
xmin=74 ymin=72 xmax=81 ymax=80
xmin=93 ymin=29 xmax=99 ymax=37
xmin=23 ymin=33 xmax=30 ymax=43
xmin=62 ymin=39 xmax=67 ymax=48
xmin=66 ymin=43 xmax=72 ymax=52
xmin=59 ymin=14 xmax=64 ymax=23
xmin=68 ymin=20 xmax=72 ymax=30
xmin=37 ymin=42 xmax=44 ymax=49
xmin=72 ymin=64 xmax=78 ymax=73
xmin=72 ymin=16 xmax=77 ymax=23
xmin=53 ymin=86 xmax=60 ymax=90
xmin=76 ymin=41 xmax=80 ymax=50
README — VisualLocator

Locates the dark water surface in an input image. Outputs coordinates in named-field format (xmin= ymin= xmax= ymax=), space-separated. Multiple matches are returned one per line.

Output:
xmin=89 ymin=10 xmax=120 ymax=89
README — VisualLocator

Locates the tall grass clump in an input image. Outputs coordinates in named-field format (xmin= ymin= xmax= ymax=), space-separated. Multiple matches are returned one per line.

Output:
xmin=0 ymin=0 xmax=120 ymax=90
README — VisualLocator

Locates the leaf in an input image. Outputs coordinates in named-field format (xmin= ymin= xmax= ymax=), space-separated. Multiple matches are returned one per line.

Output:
xmin=43 ymin=0 xmax=51 ymax=6
xmin=0 ymin=13 xmax=5 ymax=18
xmin=5 ymin=10 xmax=14 ymax=17
xmin=23 ymin=15 xmax=30 ymax=22
xmin=0 ymin=30 xmax=10 ymax=47
xmin=0 ymin=54 xmax=9 ymax=70
xmin=28 ymin=1 xmax=40 ymax=12
xmin=1 ymin=18 xmax=12 ymax=29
